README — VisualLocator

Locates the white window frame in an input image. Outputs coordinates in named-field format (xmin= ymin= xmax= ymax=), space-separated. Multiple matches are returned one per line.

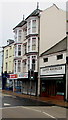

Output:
xmin=18 ymin=45 xmax=21 ymax=56
xmin=32 ymin=37 xmax=36 ymax=50
xmin=18 ymin=60 xmax=21 ymax=72
xmin=18 ymin=30 xmax=22 ymax=41
xmin=32 ymin=20 xmax=36 ymax=33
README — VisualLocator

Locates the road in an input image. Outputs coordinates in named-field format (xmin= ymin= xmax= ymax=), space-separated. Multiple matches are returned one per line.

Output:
xmin=0 ymin=93 xmax=67 ymax=119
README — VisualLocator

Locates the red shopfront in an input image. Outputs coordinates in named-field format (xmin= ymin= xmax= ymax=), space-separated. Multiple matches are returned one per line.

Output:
xmin=40 ymin=64 xmax=66 ymax=100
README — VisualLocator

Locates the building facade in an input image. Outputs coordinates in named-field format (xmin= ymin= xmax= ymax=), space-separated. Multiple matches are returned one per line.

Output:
xmin=13 ymin=6 xmax=42 ymax=95
xmin=40 ymin=37 xmax=67 ymax=100
xmin=37 ymin=4 xmax=67 ymax=98
xmin=3 ymin=39 xmax=15 ymax=89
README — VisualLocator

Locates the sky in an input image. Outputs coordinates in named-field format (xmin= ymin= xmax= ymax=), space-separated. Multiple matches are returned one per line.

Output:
xmin=0 ymin=0 xmax=67 ymax=75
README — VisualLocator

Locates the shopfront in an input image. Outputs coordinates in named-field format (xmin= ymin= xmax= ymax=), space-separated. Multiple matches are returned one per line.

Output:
xmin=7 ymin=74 xmax=17 ymax=91
xmin=40 ymin=64 xmax=66 ymax=100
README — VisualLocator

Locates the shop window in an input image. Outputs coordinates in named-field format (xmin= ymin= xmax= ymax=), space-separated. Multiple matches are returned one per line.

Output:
xmin=56 ymin=80 xmax=64 ymax=95
xmin=42 ymin=82 xmax=46 ymax=92
xmin=57 ymin=54 xmax=63 ymax=60
xmin=43 ymin=58 xmax=48 ymax=62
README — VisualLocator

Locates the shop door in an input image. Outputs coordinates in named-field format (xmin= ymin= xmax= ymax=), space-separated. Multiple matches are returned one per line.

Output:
xmin=46 ymin=80 xmax=56 ymax=96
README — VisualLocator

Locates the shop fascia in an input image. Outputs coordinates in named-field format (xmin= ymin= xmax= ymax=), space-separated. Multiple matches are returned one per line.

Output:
xmin=17 ymin=72 xmax=28 ymax=79
xmin=40 ymin=64 xmax=65 ymax=76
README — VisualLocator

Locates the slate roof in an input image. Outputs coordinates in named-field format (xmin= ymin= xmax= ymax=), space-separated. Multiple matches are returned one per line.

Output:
xmin=25 ymin=8 xmax=42 ymax=20
xmin=40 ymin=37 xmax=67 ymax=56
xmin=13 ymin=8 xmax=42 ymax=30
xmin=13 ymin=20 xmax=27 ymax=30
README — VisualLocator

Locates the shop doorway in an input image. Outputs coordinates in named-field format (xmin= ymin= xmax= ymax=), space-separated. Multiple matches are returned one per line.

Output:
xmin=45 ymin=80 xmax=56 ymax=96
xmin=41 ymin=79 xmax=65 ymax=100
xmin=41 ymin=80 xmax=56 ymax=97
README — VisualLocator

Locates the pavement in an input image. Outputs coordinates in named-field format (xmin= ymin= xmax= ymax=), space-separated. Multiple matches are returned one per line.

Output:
xmin=1 ymin=90 xmax=68 ymax=108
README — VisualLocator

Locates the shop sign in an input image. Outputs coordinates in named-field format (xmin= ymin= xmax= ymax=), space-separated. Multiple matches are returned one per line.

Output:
xmin=40 ymin=65 xmax=65 ymax=76
xmin=8 ymin=74 xmax=17 ymax=79
xmin=18 ymin=72 xmax=28 ymax=78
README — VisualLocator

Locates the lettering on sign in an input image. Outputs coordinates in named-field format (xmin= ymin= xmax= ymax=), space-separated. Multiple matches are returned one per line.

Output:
xmin=18 ymin=73 xmax=28 ymax=78
xmin=40 ymin=65 xmax=65 ymax=75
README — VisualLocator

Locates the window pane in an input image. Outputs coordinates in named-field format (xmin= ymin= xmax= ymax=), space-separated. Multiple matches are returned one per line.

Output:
xmin=43 ymin=58 xmax=48 ymax=62
xmin=32 ymin=38 xmax=36 ymax=50
xmin=32 ymin=20 xmax=36 ymax=33
xmin=18 ymin=60 xmax=21 ymax=72
xmin=57 ymin=54 xmax=63 ymax=60
xmin=28 ymin=39 xmax=30 ymax=51
xmin=18 ymin=45 xmax=21 ymax=56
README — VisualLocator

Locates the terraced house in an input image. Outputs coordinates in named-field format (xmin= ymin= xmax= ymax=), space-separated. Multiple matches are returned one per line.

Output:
xmin=3 ymin=39 xmax=14 ymax=89
xmin=13 ymin=4 xmax=42 ymax=95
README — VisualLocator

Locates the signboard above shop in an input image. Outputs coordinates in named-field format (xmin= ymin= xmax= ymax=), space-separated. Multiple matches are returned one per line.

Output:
xmin=40 ymin=65 xmax=65 ymax=76
xmin=8 ymin=74 xmax=17 ymax=79
xmin=18 ymin=72 xmax=28 ymax=79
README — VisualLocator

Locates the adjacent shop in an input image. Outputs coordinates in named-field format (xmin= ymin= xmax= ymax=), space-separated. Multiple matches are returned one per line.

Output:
xmin=17 ymin=72 xmax=38 ymax=96
xmin=40 ymin=64 xmax=66 ymax=100
xmin=6 ymin=74 xmax=17 ymax=91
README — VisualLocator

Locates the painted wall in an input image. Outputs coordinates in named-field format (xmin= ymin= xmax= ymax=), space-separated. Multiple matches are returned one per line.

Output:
xmin=40 ymin=51 xmax=66 ymax=68
xmin=3 ymin=43 xmax=14 ymax=73
xmin=40 ymin=5 xmax=66 ymax=55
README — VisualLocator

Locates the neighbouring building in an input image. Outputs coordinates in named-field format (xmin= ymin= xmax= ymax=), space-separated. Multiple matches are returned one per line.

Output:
xmin=38 ymin=4 xmax=67 ymax=98
xmin=3 ymin=39 xmax=15 ymax=89
xmin=40 ymin=37 xmax=67 ymax=101
xmin=40 ymin=4 xmax=66 ymax=55
xmin=13 ymin=4 xmax=42 ymax=95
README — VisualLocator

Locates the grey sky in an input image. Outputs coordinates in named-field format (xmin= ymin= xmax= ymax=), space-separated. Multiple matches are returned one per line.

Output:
xmin=1 ymin=0 xmax=67 ymax=46
xmin=0 ymin=0 xmax=67 ymax=75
